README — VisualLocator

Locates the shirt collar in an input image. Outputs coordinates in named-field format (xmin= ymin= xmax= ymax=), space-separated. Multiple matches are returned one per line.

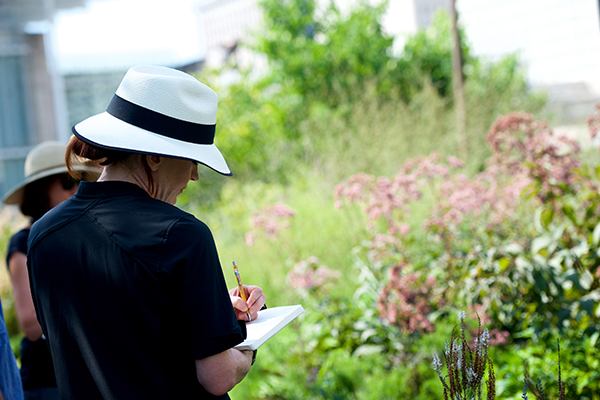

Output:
xmin=75 ymin=181 xmax=152 ymax=199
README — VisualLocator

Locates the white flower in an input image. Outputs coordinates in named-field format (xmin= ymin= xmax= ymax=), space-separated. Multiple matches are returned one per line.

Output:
xmin=432 ymin=353 xmax=443 ymax=375
xmin=477 ymin=328 xmax=490 ymax=355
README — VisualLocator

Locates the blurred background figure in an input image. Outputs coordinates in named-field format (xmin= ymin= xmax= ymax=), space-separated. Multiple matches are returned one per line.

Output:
xmin=2 ymin=141 xmax=101 ymax=400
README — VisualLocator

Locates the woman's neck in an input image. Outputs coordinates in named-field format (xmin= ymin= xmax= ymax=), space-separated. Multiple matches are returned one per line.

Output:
xmin=97 ymin=156 xmax=151 ymax=194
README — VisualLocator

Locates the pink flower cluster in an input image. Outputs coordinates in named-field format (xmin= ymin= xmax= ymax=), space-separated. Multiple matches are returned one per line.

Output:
xmin=487 ymin=112 xmax=581 ymax=204
xmin=425 ymin=165 xmax=529 ymax=233
xmin=335 ymin=152 xmax=525 ymax=244
xmin=334 ymin=172 xmax=373 ymax=209
xmin=286 ymin=256 xmax=341 ymax=295
xmin=377 ymin=263 xmax=440 ymax=334
xmin=334 ymin=153 xmax=459 ymax=239
xmin=245 ymin=202 xmax=296 ymax=246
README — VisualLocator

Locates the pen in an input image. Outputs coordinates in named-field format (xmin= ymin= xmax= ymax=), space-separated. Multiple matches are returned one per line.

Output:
xmin=233 ymin=261 xmax=252 ymax=322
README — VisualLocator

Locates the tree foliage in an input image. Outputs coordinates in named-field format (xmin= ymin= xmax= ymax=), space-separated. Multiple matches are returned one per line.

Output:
xmin=256 ymin=1 xmax=478 ymax=105
xmin=256 ymin=0 xmax=396 ymax=107
xmin=397 ymin=10 xmax=472 ymax=100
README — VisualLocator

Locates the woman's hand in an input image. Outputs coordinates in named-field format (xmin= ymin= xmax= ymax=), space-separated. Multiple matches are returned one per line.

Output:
xmin=229 ymin=285 xmax=266 ymax=321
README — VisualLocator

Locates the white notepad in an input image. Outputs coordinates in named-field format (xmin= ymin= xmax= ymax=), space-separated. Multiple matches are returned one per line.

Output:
xmin=235 ymin=305 xmax=305 ymax=351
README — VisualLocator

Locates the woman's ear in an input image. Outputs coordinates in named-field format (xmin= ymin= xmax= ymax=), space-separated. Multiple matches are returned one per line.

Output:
xmin=145 ymin=155 xmax=163 ymax=172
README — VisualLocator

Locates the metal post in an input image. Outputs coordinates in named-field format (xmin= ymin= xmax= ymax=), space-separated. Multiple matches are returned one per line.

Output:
xmin=450 ymin=0 xmax=467 ymax=161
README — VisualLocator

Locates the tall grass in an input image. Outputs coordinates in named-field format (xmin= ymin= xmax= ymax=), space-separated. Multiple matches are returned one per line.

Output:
xmin=296 ymin=80 xmax=546 ymax=185
xmin=185 ymin=177 xmax=367 ymax=305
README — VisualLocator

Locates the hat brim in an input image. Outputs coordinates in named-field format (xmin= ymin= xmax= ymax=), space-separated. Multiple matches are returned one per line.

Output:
xmin=2 ymin=165 xmax=101 ymax=205
xmin=73 ymin=112 xmax=232 ymax=176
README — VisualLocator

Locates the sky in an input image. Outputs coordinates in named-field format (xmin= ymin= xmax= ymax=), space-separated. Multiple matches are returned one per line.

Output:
xmin=53 ymin=0 xmax=207 ymax=72
xmin=458 ymin=0 xmax=600 ymax=90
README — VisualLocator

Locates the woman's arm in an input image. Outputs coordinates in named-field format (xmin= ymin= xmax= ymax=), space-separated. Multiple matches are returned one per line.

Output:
xmin=195 ymin=285 xmax=265 ymax=395
xmin=8 ymin=251 xmax=43 ymax=341
xmin=195 ymin=347 xmax=253 ymax=396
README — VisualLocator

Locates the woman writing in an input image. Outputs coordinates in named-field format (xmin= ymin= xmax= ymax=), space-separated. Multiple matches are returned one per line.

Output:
xmin=26 ymin=65 xmax=265 ymax=399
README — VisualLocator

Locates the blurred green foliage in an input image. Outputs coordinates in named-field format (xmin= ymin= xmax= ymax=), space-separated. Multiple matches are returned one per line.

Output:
xmin=494 ymin=332 xmax=600 ymax=399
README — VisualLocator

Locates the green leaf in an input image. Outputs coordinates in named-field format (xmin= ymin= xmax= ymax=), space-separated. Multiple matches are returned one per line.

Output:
xmin=579 ymin=270 xmax=594 ymax=291
xmin=592 ymin=222 xmax=600 ymax=246
xmin=503 ymin=243 xmax=523 ymax=255
xmin=515 ymin=256 xmax=532 ymax=272
xmin=534 ymin=206 xmax=554 ymax=230
xmin=562 ymin=204 xmax=578 ymax=224
xmin=531 ymin=236 xmax=553 ymax=254
xmin=549 ymin=224 xmax=566 ymax=242
xmin=580 ymin=298 xmax=596 ymax=316
xmin=353 ymin=344 xmax=384 ymax=357
xmin=497 ymin=257 xmax=511 ymax=272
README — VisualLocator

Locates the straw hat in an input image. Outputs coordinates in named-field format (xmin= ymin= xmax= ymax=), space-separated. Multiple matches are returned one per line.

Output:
xmin=72 ymin=65 xmax=231 ymax=176
xmin=2 ymin=141 xmax=101 ymax=205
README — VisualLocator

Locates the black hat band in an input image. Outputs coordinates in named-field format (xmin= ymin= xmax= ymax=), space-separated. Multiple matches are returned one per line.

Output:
xmin=106 ymin=94 xmax=216 ymax=145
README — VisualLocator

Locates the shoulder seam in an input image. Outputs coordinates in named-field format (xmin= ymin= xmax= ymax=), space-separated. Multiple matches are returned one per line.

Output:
xmin=28 ymin=199 xmax=100 ymax=250
xmin=157 ymin=216 xmax=185 ymax=270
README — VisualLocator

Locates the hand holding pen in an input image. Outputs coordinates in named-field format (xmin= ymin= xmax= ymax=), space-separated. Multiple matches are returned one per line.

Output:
xmin=229 ymin=261 xmax=266 ymax=322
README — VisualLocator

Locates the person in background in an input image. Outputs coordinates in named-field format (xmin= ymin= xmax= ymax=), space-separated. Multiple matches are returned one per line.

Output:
xmin=27 ymin=65 xmax=266 ymax=399
xmin=0 ymin=296 xmax=23 ymax=400
xmin=2 ymin=141 xmax=101 ymax=400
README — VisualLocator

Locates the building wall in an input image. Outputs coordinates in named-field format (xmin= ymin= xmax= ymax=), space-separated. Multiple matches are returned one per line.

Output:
xmin=0 ymin=27 xmax=36 ymax=197
xmin=25 ymin=33 xmax=63 ymax=143
xmin=63 ymin=71 xmax=125 ymax=130
xmin=0 ymin=0 xmax=84 ymax=200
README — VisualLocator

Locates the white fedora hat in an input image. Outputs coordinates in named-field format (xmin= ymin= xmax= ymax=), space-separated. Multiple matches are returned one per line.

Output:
xmin=72 ymin=65 xmax=231 ymax=176
xmin=2 ymin=141 xmax=102 ymax=205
